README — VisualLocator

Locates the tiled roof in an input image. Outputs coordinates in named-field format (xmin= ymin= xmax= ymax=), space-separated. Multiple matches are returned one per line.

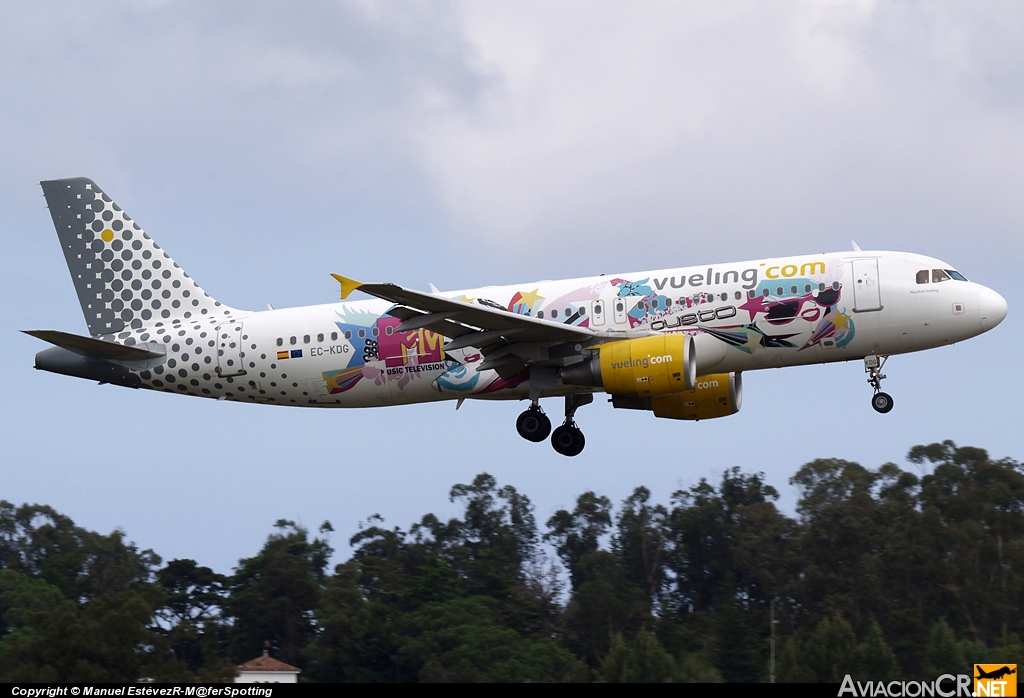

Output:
xmin=238 ymin=655 xmax=300 ymax=672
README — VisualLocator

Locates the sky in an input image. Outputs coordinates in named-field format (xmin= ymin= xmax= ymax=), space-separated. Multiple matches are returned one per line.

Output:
xmin=2 ymin=0 xmax=1022 ymax=573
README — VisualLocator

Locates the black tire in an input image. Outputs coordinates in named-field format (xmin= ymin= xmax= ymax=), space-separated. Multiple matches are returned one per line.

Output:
xmin=551 ymin=423 xmax=586 ymax=457
xmin=516 ymin=408 xmax=551 ymax=442
xmin=871 ymin=392 xmax=894 ymax=414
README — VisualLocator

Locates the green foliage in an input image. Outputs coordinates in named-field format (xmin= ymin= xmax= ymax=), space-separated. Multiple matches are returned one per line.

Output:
xmin=545 ymin=492 xmax=612 ymax=587
xmin=712 ymin=576 xmax=762 ymax=683
xmin=0 ymin=588 xmax=165 ymax=681
xmin=924 ymin=619 xmax=964 ymax=677
xmin=600 ymin=631 xmax=674 ymax=683
xmin=853 ymin=617 xmax=899 ymax=680
xmin=674 ymin=651 xmax=723 ymax=683
xmin=1 ymin=442 xmax=1022 ymax=682
xmin=563 ymin=551 xmax=647 ymax=667
xmin=227 ymin=521 xmax=333 ymax=668
xmin=155 ymin=559 xmax=233 ymax=680
xmin=803 ymin=614 xmax=857 ymax=683
xmin=776 ymin=636 xmax=813 ymax=682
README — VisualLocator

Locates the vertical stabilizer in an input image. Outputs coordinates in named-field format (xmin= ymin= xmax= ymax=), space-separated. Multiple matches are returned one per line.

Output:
xmin=41 ymin=178 xmax=237 ymax=336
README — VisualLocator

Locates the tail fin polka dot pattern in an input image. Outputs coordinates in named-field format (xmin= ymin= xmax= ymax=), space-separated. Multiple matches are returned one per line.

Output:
xmin=41 ymin=177 xmax=237 ymax=337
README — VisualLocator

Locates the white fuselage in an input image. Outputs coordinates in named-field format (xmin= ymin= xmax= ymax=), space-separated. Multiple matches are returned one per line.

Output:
xmin=119 ymin=250 xmax=1005 ymax=408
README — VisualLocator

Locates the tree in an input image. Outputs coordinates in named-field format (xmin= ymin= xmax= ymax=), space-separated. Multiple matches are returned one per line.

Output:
xmin=545 ymin=492 xmax=613 ymax=587
xmin=923 ymin=619 xmax=963 ymax=677
xmin=304 ymin=560 xmax=391 ymax=682
xmin=853 ymin=617 xmax=899 ymax=681
xmin=601 ymin=631 xmax=675 ymax=683
xmin=912 ymin=442 xmax=1024 ymax=647
xmin=803 ymin=614 xmax=856 ymax=683
xmin=154 ymin=559 xmax=232 ymax=680
xmin=227 ymin=520 xmax=333 ymax=667
xmin=613 ymin=487 xmax=669 ymax=613
xmin=711 ymin=575 xmax=762 ymax=683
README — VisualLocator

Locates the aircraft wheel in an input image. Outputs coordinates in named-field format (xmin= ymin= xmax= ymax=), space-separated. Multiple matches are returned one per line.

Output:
xmin=871 ymin=392 xmax=894 ymax=414
xmin=551 ymin=424 xmax=585 ymax=457
xmin=516 ymin=407 xmax=551 ymax=442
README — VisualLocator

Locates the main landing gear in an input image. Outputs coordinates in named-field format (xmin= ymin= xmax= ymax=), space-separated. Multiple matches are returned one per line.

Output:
xmin=515 ymin=394 xmax=593 ymax=456
xmin=865 ymin=354 xmax=893 ymax=414
xmin=516 ymin=404 xmax=551 ymax=442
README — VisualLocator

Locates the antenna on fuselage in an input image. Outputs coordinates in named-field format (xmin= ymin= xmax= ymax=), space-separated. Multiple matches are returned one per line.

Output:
xmin=851 ymin=240 xmax=863 ymax=252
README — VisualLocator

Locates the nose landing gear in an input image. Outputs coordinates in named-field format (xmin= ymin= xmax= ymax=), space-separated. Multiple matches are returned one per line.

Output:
xmin=865 ymin=355 xmax=893 ymax=414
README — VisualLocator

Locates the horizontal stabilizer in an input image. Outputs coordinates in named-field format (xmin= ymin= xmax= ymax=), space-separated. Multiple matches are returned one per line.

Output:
xmin=22 ymin=329 xmax=165 ymax=363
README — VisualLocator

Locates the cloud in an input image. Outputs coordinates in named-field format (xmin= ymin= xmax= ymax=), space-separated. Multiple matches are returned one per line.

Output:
xmin=3 ymin=1 xmax=1020 ymax=279
xmin=408 ymin=1 xmax=1024 ymax=270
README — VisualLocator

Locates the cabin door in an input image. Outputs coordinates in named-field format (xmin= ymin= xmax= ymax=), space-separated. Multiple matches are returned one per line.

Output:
xmin=851 ymin=259 xmax=882 ymax=312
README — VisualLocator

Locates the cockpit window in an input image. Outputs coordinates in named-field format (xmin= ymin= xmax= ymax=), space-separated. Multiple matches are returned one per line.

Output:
xmin=945 ymin=269 xmax=968 ymax=281
xmin=916 ymin=270 xmax=929 ymax=284
xmin=932 ymin=269 xmax=951 ymax=283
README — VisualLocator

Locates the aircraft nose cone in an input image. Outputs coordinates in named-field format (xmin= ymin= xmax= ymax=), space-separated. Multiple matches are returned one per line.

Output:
xmin=978 ymin=286 xmax=1008 ymax=331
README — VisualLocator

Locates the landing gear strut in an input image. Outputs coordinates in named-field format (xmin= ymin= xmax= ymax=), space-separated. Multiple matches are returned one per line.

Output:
xmin=551 ymin=394 xmax=592 ymax=457
xmin=865 ymin=355 xmax=893 ymax=414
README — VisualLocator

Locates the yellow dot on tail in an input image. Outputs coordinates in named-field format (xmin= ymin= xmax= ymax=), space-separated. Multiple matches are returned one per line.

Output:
xmin=101 ymin=229 xmax=114 ymax=243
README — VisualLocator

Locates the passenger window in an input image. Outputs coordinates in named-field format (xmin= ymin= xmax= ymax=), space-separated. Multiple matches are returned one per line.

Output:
xmin=819 ymin=283 xmax=826 ymax=292
xmin=932 ymin=269 xmax=950 ymax=283
xmin=344 ymin=331 xmax=352 ymax=340
xmin=552 ymin=309 xmax=559 ymax=319
xmin=276 ymin=338 xmax=283 ymax=347
xmin=720 ymin=293 xmax=728 ymax=301
xmin=776 ymin=287 xmax=784 ymax=295
xmin=593 ymin=303 xmax=602 ymax=314
xmin=790 ymin=286 xmax=797 ymax=295
xmin=579 ymin=306 xmax=586 ymax=315
xmin=537 ymin=311 xmax=544 ymax=319
xmin=805 ymin=285 xmax=811 ymax=293
xmin=317 ymin=333 xmax=324 ymax=342
xmin=358 ymin=329 xmax=365 ymax=338
xmin=762 ymin=289 xmax=770 ymax=297
xmin=652 ymin=299 xmax=659 ymax=309
xmin=331 ymin=332 xmax=338 ymax=341
xmin=735 ymin=291 xmax=742 ymax=300
xmin=303 ymin=335 xmax=310 ymax=344
xmin=290 ymin=336 xmax=296 ymax=345
xmin=385 ymin=326 xmax=393 ymax=336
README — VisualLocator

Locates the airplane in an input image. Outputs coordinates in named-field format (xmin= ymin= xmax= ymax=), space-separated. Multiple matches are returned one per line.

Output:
xmin=26 ymin=178 xmax=1008 ymax=456
xmin=975 ymin=666 xmax=1016 ymax=681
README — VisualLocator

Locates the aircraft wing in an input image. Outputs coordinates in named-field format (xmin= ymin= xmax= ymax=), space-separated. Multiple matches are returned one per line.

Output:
xmin=331 ymin=274 xmax=596 ymax=353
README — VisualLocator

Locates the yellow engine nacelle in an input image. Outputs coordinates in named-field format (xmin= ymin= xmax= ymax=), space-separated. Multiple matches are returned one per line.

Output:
xmin=561 ymin=334 xmax=696 ymax=398
xmin=650 ymin=372 xmax=742 ymax=420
